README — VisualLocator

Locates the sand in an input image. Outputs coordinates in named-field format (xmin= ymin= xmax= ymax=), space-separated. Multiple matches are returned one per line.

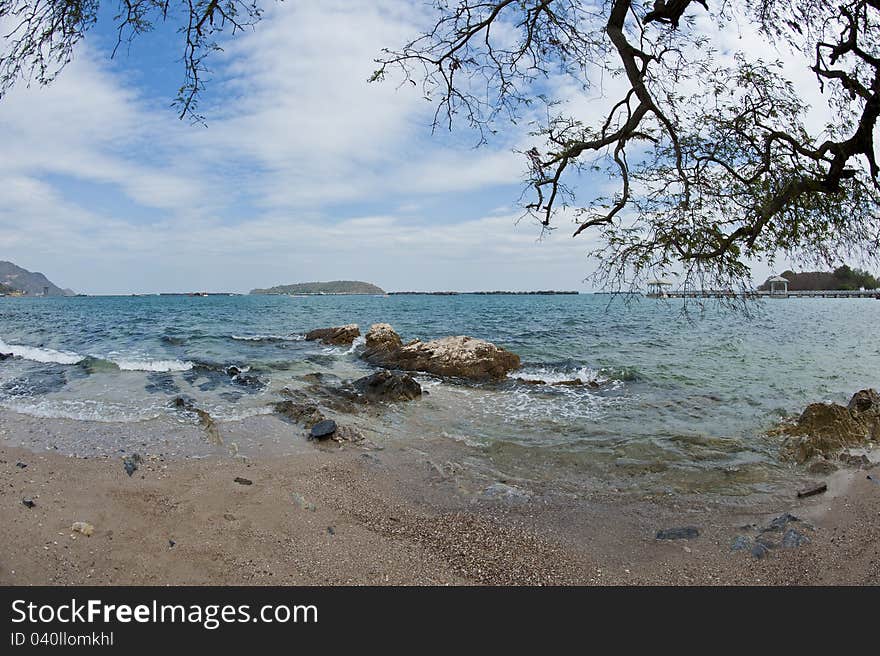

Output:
xmin=2 ymin=431 xmax=878 ymax=586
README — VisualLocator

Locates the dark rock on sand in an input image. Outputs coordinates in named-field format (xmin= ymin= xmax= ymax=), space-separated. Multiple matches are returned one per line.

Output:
xmin=731 ymin=535 xmax=751 ymax=552
xmin=21 ymin=497 xmax=35 ymax=508
xmin=310 ymin=419 xmax=338 ymax=439
xmin=305 ymin=324 xmax=360 ymax=346
xmin=762 ymin=513 xmax=800 ymax=533
xmin=122 ymin=453 xmax=142 ymax=477
xmin=777 ymin=389 xmax=880 ymax=463
xmin=353 ymin=370 xmax=422 ymax=403
xmin=781 ymin=528 xmax=810 ymax=549
xmin=751 ymin=541 xmax=771 ymax=559
xmin=15 ymin=461 xmax=26 ymax=469
xmin=362 ymin=323 xmax=520 ymax=381
xmin=233 ymin=477 xmax=253 ymax=486
xmin=655 ymin=527 xmax=700 ymax=540
xmin=797 ymin=482 xmax=827 ymax=498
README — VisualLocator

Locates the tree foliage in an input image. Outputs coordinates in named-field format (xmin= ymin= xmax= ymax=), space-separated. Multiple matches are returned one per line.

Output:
xmin=2 ymin=1 xmax=880 ymax=292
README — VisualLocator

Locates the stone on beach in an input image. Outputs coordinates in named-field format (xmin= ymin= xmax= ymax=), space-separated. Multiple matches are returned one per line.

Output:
xmin=305 ymin=324 xmax=360 ymax=346
xmin=310 ymin=419 xmax=338 ymax=439
xmin=273 ymin=399 xmax=326 ymax=428
xmin=70 ymin=521 xmax=94 ymax=536
xmin=655 ymin=527 xmax=700 ymax=540
xmin=362 ymin=323 xmax=520 ymax=381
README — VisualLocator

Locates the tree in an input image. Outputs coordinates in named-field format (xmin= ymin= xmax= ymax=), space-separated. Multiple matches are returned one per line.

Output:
xmin=3 ymin=1 xmax=880 ymax=292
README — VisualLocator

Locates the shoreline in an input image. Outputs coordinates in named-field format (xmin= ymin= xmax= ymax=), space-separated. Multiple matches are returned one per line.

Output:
xmin=2 ymin=424 xmax=878 ymax=585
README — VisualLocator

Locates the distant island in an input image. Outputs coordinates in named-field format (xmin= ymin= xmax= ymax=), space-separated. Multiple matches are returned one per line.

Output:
xmin=758 ymin=265 xmax=879 ymax=292
xmin=250 ymin=280 xmax=386 ymax=295
xmin=0 ymin=260 xmax=74 ymax=296
xmin=390 ymin=290 xmax=579 ymax=295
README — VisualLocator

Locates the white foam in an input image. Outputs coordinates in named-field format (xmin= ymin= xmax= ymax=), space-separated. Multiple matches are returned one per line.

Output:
xmin=113 ymin=358 xmax=194 ymax=372
xmin=0 ymin=339 xmax=84 ymax=365
xmin=231 ymin=334 xmax=304 ymax=342
xmin=516 ymin=365 xmax=602 ymax=385
xmin=1 ymin=398 xmax=165 ymax=422
xmin=344 ymin=335 xmax=366 ymax=355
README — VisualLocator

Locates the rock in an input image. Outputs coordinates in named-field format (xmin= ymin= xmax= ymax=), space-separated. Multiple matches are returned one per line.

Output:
xmin=0 ymin=352 xmax=12 ymax=361
xmin=797 ymin=482 xmax=827 ymax=498
xmin=330 ymin=425 xmax=365 ymax=443
xmin=778 ymin=389 xmax=880 ymax=463
xmin=305 ymin=324 xmax=360 ymax=346
xmin=808 ymin=458 xmax=838 ymax=475
xmin=362 ymin=323 xmax=520 ymax=381
xmin=781 ymin=528 xmax=810 ymax=549
xmin=762 ymin=513 xmax=799 ymax=533
xmin=168 ymin=539 xmax=176 ymax=548
xmin=21 ymin=497 xmax=35 ymax=508
xmin=731 ymin=535 xmax=751 ymax=552
xmin=751 ymin=541 xmax=771 ymax=559
xmin=291 ymin=493 xmax=316 ymax=512
xmin=353 ymin=370 xmax=422 ymax=403
xmin=655 ymin=527 xmax=700 ymax=540
xmin=516 ymin=378 xmax=547 ymax=385
xmin=552 ymin=378 xmax=584 ymax=387
xmin=122 ymin=453 xmax=142 ymax=477
xmin=838 ymin=453 xmax=871 ymax=468
xmin=70 ymin=521 xmax=94 ymax=537
xmin=848 ymin=388 xmax=880 ymax=425
xmin=233 ymin=477 xmax=253 ymax=485
xmin=310 ymin=419 xmax=338 ymax=439
xmin=481 ymin=482 xmax=531 ymax=503
xmin=273 ymin=400 xmax=325 ymax=428
xmin=15 ymin=461 xmax=26 ymax=469
xmin=169 ymin=397 xmax=222 ymax=445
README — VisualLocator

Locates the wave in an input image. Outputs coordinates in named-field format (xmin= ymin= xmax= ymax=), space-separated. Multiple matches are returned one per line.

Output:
xmin=344 ymin=335 xmax=366 ymax=355
xmin=114 ymin=358 xmax=194 ymax=372
xmin=0 ymin=339 xmax=84 ymax=365
xmin=230 ymin=334 xmax=304 ymax=343
xmin=515 ymin=364 xmax=602 ymax=386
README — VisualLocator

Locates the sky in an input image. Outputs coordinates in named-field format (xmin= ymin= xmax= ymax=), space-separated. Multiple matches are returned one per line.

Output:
xmin=0 ymin=0 xmax=838 ymax=294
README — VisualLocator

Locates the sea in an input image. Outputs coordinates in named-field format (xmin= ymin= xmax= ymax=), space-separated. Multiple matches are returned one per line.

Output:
xmin=1 ymin=293 xmax=877 ymax=498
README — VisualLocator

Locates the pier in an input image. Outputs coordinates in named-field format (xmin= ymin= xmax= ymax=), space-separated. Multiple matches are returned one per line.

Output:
xmin=649 ymin=289 xmax=880 ymax=299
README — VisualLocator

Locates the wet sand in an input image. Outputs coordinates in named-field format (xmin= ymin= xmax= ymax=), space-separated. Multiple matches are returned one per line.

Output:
xmin=1 ymin=427 xmax=878 ymax=585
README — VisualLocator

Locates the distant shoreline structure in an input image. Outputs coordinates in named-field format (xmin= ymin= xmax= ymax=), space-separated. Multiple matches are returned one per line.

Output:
xmin=389 ymin=290 xmax=579 ymax=296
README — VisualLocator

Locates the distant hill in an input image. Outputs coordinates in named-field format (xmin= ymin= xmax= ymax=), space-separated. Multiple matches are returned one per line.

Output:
xmin=250 ymin=280 xmax=386 ymax=295
xmin=0 ymin=261 xmax=74 ymax=296
xmin=758 ymin=265 xmax=879 ymax=291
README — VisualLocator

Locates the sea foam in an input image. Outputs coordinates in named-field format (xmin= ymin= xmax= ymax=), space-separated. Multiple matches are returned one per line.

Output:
xmin=0 ymin=339 xmax=84 ymax=365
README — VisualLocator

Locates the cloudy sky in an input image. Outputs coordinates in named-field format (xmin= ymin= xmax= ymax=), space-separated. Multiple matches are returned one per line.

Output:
xmin=0 ymin=1 xmax=821 ymax=294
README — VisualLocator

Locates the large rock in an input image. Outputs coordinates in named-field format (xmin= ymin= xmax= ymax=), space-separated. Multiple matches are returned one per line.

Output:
xmin=353 ymin=370 xmax=422 ymax=402
xmin=778 ymin=389 xmax=880 ymax=463
xmin=305 ymin=324 xmax=360 ymax=346
xmin=362 ymin=323 xmax=520 ymax=381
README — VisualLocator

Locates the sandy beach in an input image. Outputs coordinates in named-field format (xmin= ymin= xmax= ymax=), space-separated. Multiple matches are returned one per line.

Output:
xmin=2 ymin=418 xmax=878 ymax=586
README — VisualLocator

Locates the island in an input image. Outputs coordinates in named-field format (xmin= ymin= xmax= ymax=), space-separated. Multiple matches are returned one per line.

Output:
xmin=250 ymin=280 xmax=386 ymax=295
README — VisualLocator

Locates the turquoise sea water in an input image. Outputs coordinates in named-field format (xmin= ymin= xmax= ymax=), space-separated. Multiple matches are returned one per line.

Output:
xmin=1 ymin=293 xmax=877 ymax=494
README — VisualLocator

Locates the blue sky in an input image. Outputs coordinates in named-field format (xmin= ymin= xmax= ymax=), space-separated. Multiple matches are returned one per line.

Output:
xmin=0 ymin=1 xmax=806 ymax=294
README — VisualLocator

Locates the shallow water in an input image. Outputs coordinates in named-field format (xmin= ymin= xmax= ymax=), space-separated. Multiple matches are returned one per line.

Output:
xmin=0 ymin=293 xmax=877 ymax=496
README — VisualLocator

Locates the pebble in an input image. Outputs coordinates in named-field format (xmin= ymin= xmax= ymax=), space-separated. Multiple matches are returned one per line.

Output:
xmin=233 ymin=477 xmax=253 ymax=485
xmin=655 ymin=527 xmax=700 ymax=540
xmin=21 ymin=497 xmax=35 ymax=508
xmin=781 ymin=528 xmax=810 ymax=549
xmin=310 ymin=419 xmax=338 ymax=439
xmin=731 ymin=535 xmax=751 ymax=552
xmin=70 ymin=521 xmax=94 ymax=537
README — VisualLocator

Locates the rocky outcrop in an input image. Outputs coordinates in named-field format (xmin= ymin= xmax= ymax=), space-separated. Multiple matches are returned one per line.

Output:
xmin=362 ymin=323 xmax=520 ymax=381
xmin=353 ymin=370 xmax=422 ymax=402
xmin=777 ymin=389 xmax=880 ymax=463
xmin=305 ymin=324 xmax=360 ymax=346
xmin=273 ymin=399 xmax=326 ymax=428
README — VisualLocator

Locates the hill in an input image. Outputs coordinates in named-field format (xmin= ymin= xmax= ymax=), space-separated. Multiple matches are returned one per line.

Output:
xmin=0 ymin=261 xmax=74 ymax=296
xmin=250 ymin=280 xmax=385 ymax=295
xmin=758 ymin=266 xmax=879 ymax=291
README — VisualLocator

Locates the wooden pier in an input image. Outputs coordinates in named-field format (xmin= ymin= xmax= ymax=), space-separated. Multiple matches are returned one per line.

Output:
xmin=652 ymin=289 xmax=880 ymax=299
